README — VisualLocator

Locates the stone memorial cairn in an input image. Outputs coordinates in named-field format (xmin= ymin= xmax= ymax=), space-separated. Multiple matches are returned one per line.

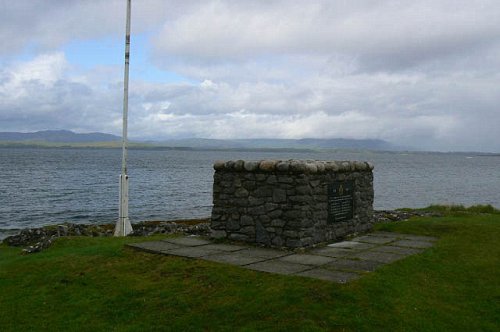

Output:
xmin=210 ymin=160 xmax=374 ymax=248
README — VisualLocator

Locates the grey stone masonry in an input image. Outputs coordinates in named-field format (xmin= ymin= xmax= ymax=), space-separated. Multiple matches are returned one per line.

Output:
xmin=210 ymin=160 xmax=374 ymax=248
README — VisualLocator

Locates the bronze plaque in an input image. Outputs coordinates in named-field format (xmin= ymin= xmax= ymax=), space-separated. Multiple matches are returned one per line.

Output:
xmin=328 ymin=180 xmax=354 ymax=223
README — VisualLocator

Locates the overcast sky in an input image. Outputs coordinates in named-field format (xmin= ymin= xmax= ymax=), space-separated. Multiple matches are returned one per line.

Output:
xmin=0 ymin=0 xmax=499 ymax=152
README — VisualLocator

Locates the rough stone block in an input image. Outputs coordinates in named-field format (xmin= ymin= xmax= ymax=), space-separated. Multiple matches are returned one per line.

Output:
xmin=234 ymin=160 xmax=245 ymax=171
xmin=229 ymin=233 xmax=250 ymax=241
xmin=259 ymin=160 xmax=277 ymax=172
xmin=254 ymin=186 xmax=272 ymax=196
xmin=243 ymin=161 xmax=259 ymax=171
xmin=310 ymin=180 xmax=321 ymax=188
xmin=210 ymin=159 xmax=374 ymax=248
xmin=235 ymin=187 xmax=249 ymax=198
xmin=226 ymin=219 xmax=241 ymax=231
xmin=255 ymin=220 xmax=271 ymax=245
xmin=271 ymin=218 xmax=286 ymax=227
xmin=283 ymin=230 xmax=299 ymax=238
xmin=258 ymin=215 xmax=271 ymax=224
xmin=247 ymin=205 xmax=266 ymax=215
xmin=266 ymin=175 xmax=278 ymax=184
xmin=248 ymin=196 xmax=265 ymax=206
xmin=255 ymin=174 xmax=267 ymax=182
xmin=289 ymin=195 xmax=312 ymax=203
xmin=240 ymin=215 xmax=254 ymax=226
xmin=272 ymin=188 xmax=287 ymax=203
xmin=210 ymin=229 xmax=226 ymax=239
xmin=277 ymin=175 xmax=294 ymax=184
xmin=296 ymin=185 xmax=312 ymax=195
xmin=276 ymin=162 xmax=290 ymax=172
xmin=240 ymin=226 xmax=256 ymax=235
xmin=265 ymin=202 xmax=279 ymax=211
xmin=271 ymin=236 xmax=284 ymax=247
xmin=268 ymin=209 xmax=283 ymax=219
xmin=286 ymin=238 xmax=303 ymax=248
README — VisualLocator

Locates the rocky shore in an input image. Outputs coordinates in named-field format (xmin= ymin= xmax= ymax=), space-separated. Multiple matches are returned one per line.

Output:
xmin=3 ymin=210 xmax=440 ymax=254
xmin=3 ymin=219 xmax=211 ymax=254
xmin=373 ymin=209 xmax=441 ymax=223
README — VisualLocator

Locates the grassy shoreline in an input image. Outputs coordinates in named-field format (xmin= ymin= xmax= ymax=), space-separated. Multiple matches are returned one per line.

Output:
xmin=1 ymin=206 xmax=499 ymax=331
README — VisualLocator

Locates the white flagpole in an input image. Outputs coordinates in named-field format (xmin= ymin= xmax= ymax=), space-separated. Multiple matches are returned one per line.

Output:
xmin=114 ymin=0 xmax=133 ymax=236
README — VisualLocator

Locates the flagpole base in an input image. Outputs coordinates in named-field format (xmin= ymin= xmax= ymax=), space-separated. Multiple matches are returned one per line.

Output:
xmin=114 ymin=174 xmax=133 ymax=236
xmin=114 ymin=217 xmax=133 ymax=237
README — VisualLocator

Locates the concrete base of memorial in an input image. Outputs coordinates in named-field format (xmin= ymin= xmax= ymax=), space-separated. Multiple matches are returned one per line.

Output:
xmin=210 ymin=160 xmax=374 ymax=248
xmin=128 ymin=232 xmax=437 ymax=283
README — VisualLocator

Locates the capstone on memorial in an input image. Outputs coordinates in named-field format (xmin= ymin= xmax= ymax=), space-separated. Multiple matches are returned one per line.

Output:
xmin=210 ymin=160 xmax=374 ymax=248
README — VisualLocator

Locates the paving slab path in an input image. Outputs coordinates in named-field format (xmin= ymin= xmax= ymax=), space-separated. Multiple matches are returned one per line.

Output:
xmin=127 ymin=231 xmax=437 ymax=283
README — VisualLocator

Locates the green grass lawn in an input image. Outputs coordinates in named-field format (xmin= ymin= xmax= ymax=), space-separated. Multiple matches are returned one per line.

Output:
xmin=1 ymin=208 xmax=499 ymax=331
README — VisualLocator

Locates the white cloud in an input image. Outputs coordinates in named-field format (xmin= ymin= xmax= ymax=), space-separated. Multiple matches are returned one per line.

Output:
xmin=0 ymin=0 xmax=202 ymax=55
xmin=0 ymin=53 xmax=122 ymax=133
xmin=0 ymin=53 xmax=67 ymax=99
xmin=0 ymin=1 xmax=499 ymax=152
xmin=152 ymin=0 xmax=500 ymax=69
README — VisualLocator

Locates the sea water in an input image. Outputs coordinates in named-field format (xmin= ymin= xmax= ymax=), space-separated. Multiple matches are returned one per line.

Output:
xmin=1 ymin=148 xmax=498 ymax=238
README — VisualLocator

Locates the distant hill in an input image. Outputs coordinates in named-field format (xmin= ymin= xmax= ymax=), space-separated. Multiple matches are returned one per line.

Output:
xmin=152 ymin=137 xmax=402 ymax=151
xmin=0 ymin=130 xmax=403 ymax=151
xmin=0 ymin=130 xmax=120 ymax=143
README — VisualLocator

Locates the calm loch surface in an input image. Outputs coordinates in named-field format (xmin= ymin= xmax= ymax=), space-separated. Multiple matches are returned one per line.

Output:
xmin=1 ymin=148 xmax=498 ymax=238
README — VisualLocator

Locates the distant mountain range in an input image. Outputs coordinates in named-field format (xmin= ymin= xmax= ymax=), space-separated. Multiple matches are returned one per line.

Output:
xmin=151 ymin=137 xmax=400 ymax=151
xmin=0 ymin=130 xmax=120 ymax=143
xmin=0 ymin=130 xmax=403 ymax=151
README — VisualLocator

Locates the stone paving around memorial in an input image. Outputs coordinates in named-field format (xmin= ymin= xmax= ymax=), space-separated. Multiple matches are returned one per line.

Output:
xmin=127 ymin=231 xmax=437 ymax=283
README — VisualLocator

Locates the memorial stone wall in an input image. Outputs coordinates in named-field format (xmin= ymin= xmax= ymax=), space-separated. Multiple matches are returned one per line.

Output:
xmin=210 ymin=159 xmax=374 ymax=248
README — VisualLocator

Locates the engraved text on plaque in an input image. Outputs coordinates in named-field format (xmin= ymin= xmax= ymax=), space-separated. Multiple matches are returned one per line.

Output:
xmin=328 ymin=180 xmax=354 ymax=223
